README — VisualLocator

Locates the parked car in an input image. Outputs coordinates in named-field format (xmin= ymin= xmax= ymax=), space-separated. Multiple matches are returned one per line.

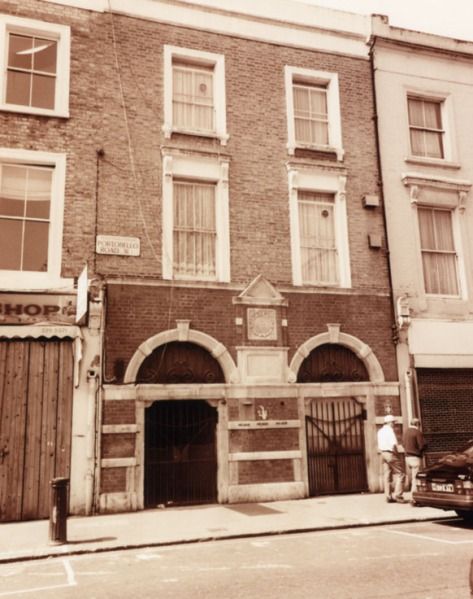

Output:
xmin=413 ymin=440 xmax=473 ymax=523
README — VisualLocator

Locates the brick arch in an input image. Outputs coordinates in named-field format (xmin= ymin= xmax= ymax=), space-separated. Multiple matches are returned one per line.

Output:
xmin=124 ymin=327 xmax=239 ymax=384
xmin=288 ymin=328 xmax=385 ymax=384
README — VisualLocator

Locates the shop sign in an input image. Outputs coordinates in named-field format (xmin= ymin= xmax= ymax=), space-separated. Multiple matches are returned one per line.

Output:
xmin=96 ymin=235 xmax=140 ymax=256
xmin=0 ymin=293 xmax=76 ymax=325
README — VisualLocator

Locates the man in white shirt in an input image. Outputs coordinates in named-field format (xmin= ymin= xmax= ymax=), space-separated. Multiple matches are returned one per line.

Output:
xmin=377 ymin=414 xmax=406 ymax=503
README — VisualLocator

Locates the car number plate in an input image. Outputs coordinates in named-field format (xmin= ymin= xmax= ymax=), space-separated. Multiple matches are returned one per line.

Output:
xmin=431 ymin=482 xmax=454 ymax=493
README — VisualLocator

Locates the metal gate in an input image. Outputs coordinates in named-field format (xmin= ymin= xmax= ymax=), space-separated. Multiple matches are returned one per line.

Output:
xmin=0 ymin=339 xmax=74 ymax=522
xmin=144 ymin=400 xmax=218 ymax=508
xmin=306 ymin=397 xmax=368 ymax=496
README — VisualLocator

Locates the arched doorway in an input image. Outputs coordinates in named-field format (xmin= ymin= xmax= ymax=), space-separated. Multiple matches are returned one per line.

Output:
xmin=137 ymin=341 xmax=224 ymax=507
xmin=299 ymin=344 xmax=369 ymax=496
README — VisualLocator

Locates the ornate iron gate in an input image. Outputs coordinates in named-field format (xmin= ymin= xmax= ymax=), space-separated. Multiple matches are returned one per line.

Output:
xmin=306 ymin=397 xmax=368 ymax=496
xmin=145 ymin=400 xmax=218 ymax=507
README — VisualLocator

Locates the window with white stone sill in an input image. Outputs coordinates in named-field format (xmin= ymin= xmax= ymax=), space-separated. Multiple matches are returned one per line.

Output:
xmin=285 ymin=66 xmax=343 ymax=160
xmin=403 ymin=174 xmax=470 ymax=301
xmin=288 ymin=168 xmax=350 ymax=288
xmin=162 ymin=153 xmax=230 ymax=282
xmin=0 ymin=15 xmax=70 ymax=117
xmin=0 ymin=148 xmax=68 ymax=290
xmin=163 ymin=46 xmax=228 ymax=144
xmin=405 ymin=92 xmax=457 ymax=167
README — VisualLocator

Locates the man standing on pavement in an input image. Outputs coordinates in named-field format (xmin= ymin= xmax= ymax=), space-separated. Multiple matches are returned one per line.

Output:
xmin=403 ymin=417 xmax=426 ymax=500
xmin=377 ymin=414 xmax=407 ymax=503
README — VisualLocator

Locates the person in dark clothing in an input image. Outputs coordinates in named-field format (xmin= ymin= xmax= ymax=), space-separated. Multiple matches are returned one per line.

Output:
xmin=403 ymin=418 xmax=427 ymax=500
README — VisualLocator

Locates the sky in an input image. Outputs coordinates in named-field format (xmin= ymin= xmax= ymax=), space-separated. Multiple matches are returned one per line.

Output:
xmin=297 ymin=0 xmax=473 ymax=42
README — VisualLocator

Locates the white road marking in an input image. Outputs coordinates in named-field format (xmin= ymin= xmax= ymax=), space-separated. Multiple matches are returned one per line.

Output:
xmin=386 ymin=528 xmax=473 ymax=545
xmin=63 ymin=559 xmax=77 ymax=586
xmin=0 ymin=559 xmax=77 ymax=597
xmin=242 ymin=564 xmax=293 ymax=570
xmin=136 ymin=553 xmax=164 ymax=560
xmin=348 ymin=552 xmax=441 ymax=561
xmin=250 ymin=541 xmax=270 ymax=547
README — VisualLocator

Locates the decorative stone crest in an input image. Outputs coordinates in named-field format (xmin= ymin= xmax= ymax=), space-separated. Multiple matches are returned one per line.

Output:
xmin=247 ymin=308 xmax=277 ymax=341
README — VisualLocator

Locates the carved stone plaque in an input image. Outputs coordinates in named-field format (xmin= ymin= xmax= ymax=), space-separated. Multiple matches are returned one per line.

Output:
xmin=247 ymin=308 xmax=277 ymax=341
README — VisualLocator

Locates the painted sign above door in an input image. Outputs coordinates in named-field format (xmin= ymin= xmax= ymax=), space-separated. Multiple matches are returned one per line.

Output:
xmin=0 ymin=292 xmax=76 ymax=325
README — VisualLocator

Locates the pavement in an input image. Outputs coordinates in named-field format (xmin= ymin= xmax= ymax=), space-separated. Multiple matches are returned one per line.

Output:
xmin=0 ymin=493 xmax=456 ymax=564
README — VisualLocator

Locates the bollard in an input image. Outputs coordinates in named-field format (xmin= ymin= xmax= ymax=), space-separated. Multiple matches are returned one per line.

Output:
xmin=49 ymin=477 xmax=69 ymax=545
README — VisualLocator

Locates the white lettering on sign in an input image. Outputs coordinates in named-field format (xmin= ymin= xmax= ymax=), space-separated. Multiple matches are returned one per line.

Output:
xmin=96 ymin=235 xmax=140 ymax=256
xmin=229 ymin=420 xmax=298 ymax=430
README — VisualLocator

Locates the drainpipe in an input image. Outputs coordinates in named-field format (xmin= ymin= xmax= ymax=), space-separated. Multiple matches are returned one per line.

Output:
xmin=85 ymin=368 xmax=99 ymax=516
xmin=404 ymin=369 xmax=414 ymax=425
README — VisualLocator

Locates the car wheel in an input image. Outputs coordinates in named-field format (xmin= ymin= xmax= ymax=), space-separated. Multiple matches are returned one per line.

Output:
xmin=455 ymin=510 xmax=473 ymax=523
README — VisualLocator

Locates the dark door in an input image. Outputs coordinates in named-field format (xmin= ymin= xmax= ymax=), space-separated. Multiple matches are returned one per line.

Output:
xmin=0 ymin=339 xmax=74 ymax=522
xmin=145 ymin=400 xmax=218 ymax=507
xmin=306 ymin=397 xmax=368 ymax=496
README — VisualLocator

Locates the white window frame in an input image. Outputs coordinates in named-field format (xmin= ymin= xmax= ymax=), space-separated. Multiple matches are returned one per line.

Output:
xmin=162 ymin=152 xmax=230 ymax=282
xmin=163 ymin=45 xmax=228 ymax=144
xmin=0 ymin=147 xmax=68 ymax=290
xmin=403 ymin=174 xmax=470 ymax=301
xmin=405 ymin=90 xmax=456 ymax=166
xmin=285 ymin=66 xmax=343 ymax=160
xmin=0 ymin=15 xmax=70 ymax=117
xmin=288 ymin=168 xmax=350 ymax=288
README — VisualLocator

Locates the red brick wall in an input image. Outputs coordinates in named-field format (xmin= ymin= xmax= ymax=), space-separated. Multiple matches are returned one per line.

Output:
xmin=230 ymin=429 xmax=299 ymax=452
xmin=101 ymin=433 xmax=135 ymax=459
xmin=0 ymin=0 xmax=108 ymax=280
xmin=100 ymin=467 xmax=126 ymax=494
xmin=84 ymin=14 xmax=386 ymax=288
xmin=102 ymin=401 xmax=136 ymax=425
xmin=105 ymin=284 xmax=398 ymax=383
xmin=238 ymin=460 xmax=294 ymax=484
xmin=2 ymin=1 xmax=387 ymax=288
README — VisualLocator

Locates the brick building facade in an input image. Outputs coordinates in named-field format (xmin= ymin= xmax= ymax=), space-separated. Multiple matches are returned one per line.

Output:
xmin=371 ymin=17 xmax=473 ymax=465
xmin=0 ymin=0 xmax=402 ymax=518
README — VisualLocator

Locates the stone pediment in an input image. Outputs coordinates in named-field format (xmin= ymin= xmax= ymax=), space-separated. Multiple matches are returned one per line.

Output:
xmin=234 ymin=275 xmax=287 ymax=306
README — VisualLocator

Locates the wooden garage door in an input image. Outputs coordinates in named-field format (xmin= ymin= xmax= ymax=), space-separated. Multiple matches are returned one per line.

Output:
xmin=0 ymin=339 xmax=74 ymax=522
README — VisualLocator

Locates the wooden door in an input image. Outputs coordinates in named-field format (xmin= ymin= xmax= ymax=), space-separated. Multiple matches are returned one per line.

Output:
xmin=0 ymin=339 xmax=74 ymax=522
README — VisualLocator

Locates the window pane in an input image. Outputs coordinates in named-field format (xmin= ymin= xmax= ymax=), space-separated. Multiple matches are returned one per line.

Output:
xmin=173 ymin=65 xmax=214 ymax=132
xmin=424 ymin=131 xmax=443 ymax=159
xmin=298 ymin=192 xmax=338 ymax=285
xmin=311 ymin=120 xmax=329 ymax=146
xmin=0 ymin=218 xmax=22 ymax=270
xmin=173 ymin=181 xmax=216 ymax=277
xmin=5 ymin=70 xmax=31 ymax=106
xmin=424 ymin=101 xmax=442 ymax=129
xmin=294 ymin=84 xmax=328 ymax=146
xmin=434 ymin=210 xmax=454 ymax=250
xmin=33 ymin=39 xmax=57 ymax=74
xmin=31 ymin=73 xmax=55 ymax=109
xmin=293 ymin=86 xmax=310 ymax=115
xmin=0 ymin=165 xmax=27 ymax=216
xmin=418 ymin=208 xmax=435 ymax=249
xmin=408 ymin=97 xmax=444 ymax=158
xmin=26 ymin=167 xmax=52 ymax=219
xmin=309 ymin=88 xmax=327 ymax=117
xmin=8 ymin=34 xmax=33 ymax=70
xmin=23 ymin=221 xmax=49 ymax=271
xmin=419 ymin=207 xmax=458 ymax=295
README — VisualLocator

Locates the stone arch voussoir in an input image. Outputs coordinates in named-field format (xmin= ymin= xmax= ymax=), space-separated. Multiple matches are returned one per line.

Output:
xmin=288 ymin=331 xmax=385 ymax=383
xmin=124 ymin=328 xmax=239 ymax=384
